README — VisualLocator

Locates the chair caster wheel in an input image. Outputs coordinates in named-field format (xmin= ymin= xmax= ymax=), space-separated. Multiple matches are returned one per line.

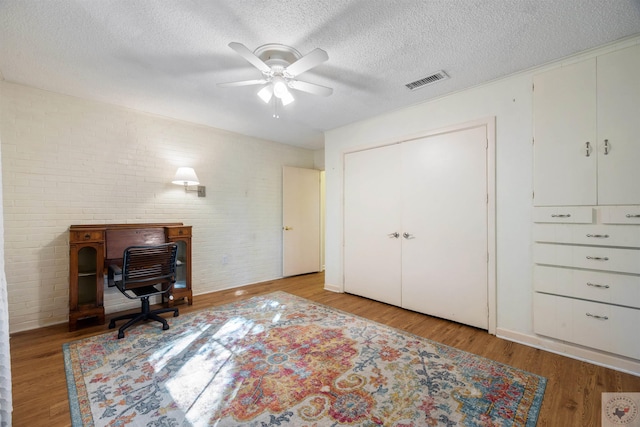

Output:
xmin=117 ymin=332 xmax=125 ymax=339
xmin=173 ymin=312 xmax=179 ymax=317
xmin=109 ymin=321 xmax=116 ymax=329
xmin=163 ymin=324 xmax=170 ymax=331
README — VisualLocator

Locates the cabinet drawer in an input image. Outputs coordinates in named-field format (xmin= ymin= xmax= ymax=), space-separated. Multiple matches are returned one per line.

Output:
xmin=70 ymin=230 xmax=104 ymax=243
xmin=600 ymin=206 xmax=640 ymax=224
xmin=165 ymin=226 xmax=191 ymax=238
xmin=532 ymin=207 xmax=594 ymax=223
xmin=534 ymin=265 xmax=640 ymax=308
xmin=534 ymin=293 xmax=640 ymax=359
xmin=534 ymin=243 xmax=640 ymax=274
xmin=533 ymin=224 xmax=640 ymax=247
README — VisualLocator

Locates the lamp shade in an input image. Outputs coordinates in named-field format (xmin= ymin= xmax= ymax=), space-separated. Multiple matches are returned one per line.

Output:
xmin=172 ymin=167 xmax=200 ymax=186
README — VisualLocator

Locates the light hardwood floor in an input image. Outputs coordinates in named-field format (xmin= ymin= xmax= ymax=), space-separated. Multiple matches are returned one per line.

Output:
xmin=10 ymin=272 xmax=640 ymax=426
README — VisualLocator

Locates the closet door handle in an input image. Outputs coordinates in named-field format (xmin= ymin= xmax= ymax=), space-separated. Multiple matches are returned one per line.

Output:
xmin=586 ymin=234 xmax=609 ymax=238
xmin=388 ymin=232 xmax=400 ymax=239
xmin=402 ymin=232 xmax=414 ymax=239
xmin=603 ymin=139 xmax=610 ymax=155
xmin=586 ymin=256 xmax=609 ymax=261
xmin=586 ymin=313 xmax=608 ymax=320
xmin=586 ymin=282 xmax=610 ymax=289
xmin=585 ymin=141 xmax=592 ymax=157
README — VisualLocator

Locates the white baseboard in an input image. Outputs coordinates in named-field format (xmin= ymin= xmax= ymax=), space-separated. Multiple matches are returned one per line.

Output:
xmin=496 ymin=328 xmax=640 ymax=377
xmin=323 ymin=283 xmax=342 ymax=293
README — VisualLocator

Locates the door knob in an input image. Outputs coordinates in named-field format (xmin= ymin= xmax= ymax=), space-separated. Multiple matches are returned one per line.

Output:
xmin=403 ymin=232 xmax=414 ymax=239
xmin=388 ymin=232 xmax=399 ymax=238
xmin=283 ymin=226 xmax=293 ymax=231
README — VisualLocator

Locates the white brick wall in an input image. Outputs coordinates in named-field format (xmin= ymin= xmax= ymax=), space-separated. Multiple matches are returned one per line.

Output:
xmin=0 ymin=81 xmax=316 ymax=333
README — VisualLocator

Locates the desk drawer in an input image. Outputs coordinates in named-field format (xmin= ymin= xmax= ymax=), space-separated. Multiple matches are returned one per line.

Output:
xmin=534 ymin=243 xmax=640 ymax=274
xmin=533 ymin=224 xmax=640 ymax=248
xmin=534 ymin=293 xmax=640 ymax=360
xmin=165 ymin=226 xmax=191 ymax=238
xmin=534 ymin=265 xmax=640 ymax=308
xmin=70 ymin=230 xmax=104 ymax=243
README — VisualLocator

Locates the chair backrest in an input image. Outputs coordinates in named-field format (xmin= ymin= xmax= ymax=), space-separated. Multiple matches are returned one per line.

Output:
xmin=121 ymin=243 xmax=178 ymax=290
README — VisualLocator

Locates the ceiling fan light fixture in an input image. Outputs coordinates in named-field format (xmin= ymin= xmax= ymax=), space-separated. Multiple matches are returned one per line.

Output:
xmin=280 ymin=90 xmax=295 ymax=106
xmin=258 ymin=85 xmax=273 ymax=103
xmin=221 ymin=42 xmax=329 ymax=109
xmin=272 ymin=77 xmax=289 ymax=98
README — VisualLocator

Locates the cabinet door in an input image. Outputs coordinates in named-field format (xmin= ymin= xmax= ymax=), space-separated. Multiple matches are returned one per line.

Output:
xmin=401 ymin=126 xmax=489 ymax=329
xmin=533 ymin=59 xmax=597 ymax=206
xmin=597 ymin=44 xmax=640 ymax=205
xmin=344 ymin=145 xmax=402 ymax=306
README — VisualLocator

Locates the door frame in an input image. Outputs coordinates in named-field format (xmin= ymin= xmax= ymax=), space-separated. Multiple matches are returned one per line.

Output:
xmin=342 ymin=117 xmax=496 ymax=334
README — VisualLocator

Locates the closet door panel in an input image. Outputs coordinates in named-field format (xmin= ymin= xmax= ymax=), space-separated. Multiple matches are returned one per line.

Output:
xmin=533 ymin=59 xmax=597 ymax=206
xmin=597 ymin=44 xmax=640 ymax=205
xmin=344 ymin=145 xmax=402 ymax=306
xmin=401 ymin=126 xmax=489 ymax=329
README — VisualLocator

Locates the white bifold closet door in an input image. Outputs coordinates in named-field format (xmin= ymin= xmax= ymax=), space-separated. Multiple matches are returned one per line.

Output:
xmin=344 ymin=125 xmax=488 ymax=329
xmin=344 ymin=144 xmax=402 ymax=306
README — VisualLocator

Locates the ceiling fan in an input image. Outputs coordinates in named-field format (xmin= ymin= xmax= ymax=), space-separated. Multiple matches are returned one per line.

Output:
xmin=218 ymin=42 xmax=333 ymax=107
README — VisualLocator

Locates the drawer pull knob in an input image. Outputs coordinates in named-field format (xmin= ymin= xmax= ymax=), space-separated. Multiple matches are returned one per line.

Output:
xmin=586 ymin=234 xmax=609 ymax=238
xmin=84 ymin=233 xmax=91 ymax=240
xmin=625 ymin=214 xmax=640 ymax=218
xmin=551 ymin=214 xmax=571 ymax=218
xmin=586 ymin=313 xmax=608 ymax=320
xmin=586 ymin=256 xmax=609 ymax=261
xmin=586 ymin=282 xmax=610 ymax=289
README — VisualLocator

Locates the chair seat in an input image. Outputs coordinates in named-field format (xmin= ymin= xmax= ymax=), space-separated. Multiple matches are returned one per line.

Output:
xmin=129 ymin=285 xmax=164 ymax=298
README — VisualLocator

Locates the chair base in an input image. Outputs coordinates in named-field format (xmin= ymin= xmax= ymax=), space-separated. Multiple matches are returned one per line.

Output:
xmin=109 ymin=297 xmax=179 ymax=339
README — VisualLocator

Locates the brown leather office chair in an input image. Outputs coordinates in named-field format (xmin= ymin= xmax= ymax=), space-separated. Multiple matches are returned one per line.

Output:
xmin=108 ymin=243 xmax=179 ymax=339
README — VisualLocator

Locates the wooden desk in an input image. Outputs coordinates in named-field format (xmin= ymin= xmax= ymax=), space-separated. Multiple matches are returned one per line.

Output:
xmin=68 ymin=223 xmax=193 ymax=331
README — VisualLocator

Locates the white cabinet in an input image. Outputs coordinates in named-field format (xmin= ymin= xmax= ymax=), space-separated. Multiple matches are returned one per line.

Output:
xmin=344 ymin=125 xmax=490 ymax=329
xmin=533 ymin=206 xmax=640 ymax=359
xmin=533 ymin=44 xmax=640 ymax=206
xmin=533 ymin=59 xmax=596 ymax=206
xmin=532 ymin=44 xmax=640 ymax=363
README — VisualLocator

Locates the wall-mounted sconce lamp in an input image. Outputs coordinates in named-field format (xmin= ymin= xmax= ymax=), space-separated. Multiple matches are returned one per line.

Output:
xmin=172 ymin=167 xmax=206 ymax=197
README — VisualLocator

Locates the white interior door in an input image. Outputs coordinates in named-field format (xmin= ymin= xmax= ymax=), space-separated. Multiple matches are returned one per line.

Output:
xmin=344 ymin=145 xmax=402 ymax=306
xmin=401 ymin=126 xmax=489 ymax=329
xmin=282 ymin=166 xmax=321 ymax=277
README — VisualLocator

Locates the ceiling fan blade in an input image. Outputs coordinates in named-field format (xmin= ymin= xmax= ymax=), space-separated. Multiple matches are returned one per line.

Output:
xmin=284 ymin=48 xmax=329 ymax=77
xmin=217 ymin=79 xmax=268 ymax=88
xmin=228 ymin=42 xmax=271 ymax=73
xmin=289 ymin=80 xmax=333 ymax=97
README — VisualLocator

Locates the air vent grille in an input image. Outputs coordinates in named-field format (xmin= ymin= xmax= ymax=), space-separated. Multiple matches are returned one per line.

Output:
xmin=405 ymin=71 xmax=449 ymax=90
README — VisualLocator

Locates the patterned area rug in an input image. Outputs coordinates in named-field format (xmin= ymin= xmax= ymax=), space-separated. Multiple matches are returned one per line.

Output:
xmin=63 ymin=292 xmax=546 ymax=426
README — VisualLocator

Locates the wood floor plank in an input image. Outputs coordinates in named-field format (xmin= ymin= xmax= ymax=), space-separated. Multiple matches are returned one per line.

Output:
xmin=9 ymin=272 xmax=640 ymax=426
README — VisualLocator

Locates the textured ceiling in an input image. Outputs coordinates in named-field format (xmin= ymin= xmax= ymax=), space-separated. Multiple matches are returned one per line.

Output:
xmin=1 ymin=1 xmax=640 ymax=150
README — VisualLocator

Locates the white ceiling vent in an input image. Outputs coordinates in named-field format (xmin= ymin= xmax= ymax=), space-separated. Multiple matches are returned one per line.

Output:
xmin=405 ymin=71 xmax=449 ymax=91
